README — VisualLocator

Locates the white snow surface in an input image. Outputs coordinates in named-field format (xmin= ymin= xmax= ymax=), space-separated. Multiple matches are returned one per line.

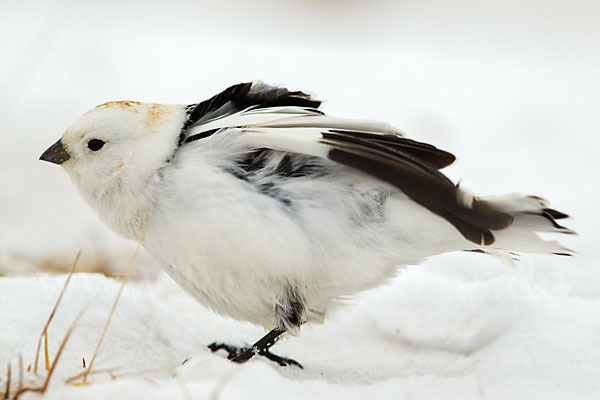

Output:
xmin=1 ymin=266 xmax=600 ymax=399
xmin=1 ymin=0 xmax=600 ymax=398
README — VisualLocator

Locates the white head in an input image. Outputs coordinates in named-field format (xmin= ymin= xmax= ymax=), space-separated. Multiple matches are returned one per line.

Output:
xmin=40 ymin=101 xmax=188 ymax=235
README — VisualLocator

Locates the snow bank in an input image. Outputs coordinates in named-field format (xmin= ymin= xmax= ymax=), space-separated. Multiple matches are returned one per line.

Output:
xmin=1 ymin=266 xmax=599 ymax=399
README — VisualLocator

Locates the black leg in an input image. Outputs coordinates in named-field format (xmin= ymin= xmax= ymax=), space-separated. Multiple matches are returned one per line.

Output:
xmin=208 ymin=328 xmax=303 ymax=368
xmin=230 ymin=328 xmax=283 ymax=362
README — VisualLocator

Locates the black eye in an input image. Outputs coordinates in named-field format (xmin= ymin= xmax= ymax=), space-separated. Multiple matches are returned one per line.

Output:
xmin=87 ymin=139 xmax=105 ymax=151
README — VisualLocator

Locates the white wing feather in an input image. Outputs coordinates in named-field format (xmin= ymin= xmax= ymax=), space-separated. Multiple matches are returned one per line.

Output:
xmin=185 ymin=106 xmax=403 ymax=141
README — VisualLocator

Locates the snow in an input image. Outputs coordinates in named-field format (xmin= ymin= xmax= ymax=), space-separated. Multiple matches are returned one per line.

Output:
xmin=1 ymin=267 xmax=600 ymax=399
xmin=1 ymin=0 xmax=600 ymax=398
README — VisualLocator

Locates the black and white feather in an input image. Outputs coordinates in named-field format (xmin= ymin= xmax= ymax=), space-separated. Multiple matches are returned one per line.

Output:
xmin=179 ymin=82 xmax=570 ymax=247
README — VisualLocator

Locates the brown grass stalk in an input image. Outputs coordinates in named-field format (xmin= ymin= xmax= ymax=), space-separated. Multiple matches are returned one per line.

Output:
xmin=81 ymin=238 xmax=144 ymax=383
xmin=43 ymin=331 xmax=49 ymax=371
xmin=3 ymin=363 xmax=10 ymax=400
xmin=15 ymin=305 xmax=88 ymax=398
xmin=16 ymin=355 xmax=23 ymax=396
xmin=40 ymin=306 xmax=87 ymax=393
xmin=33 ymin=250 xmax=81 ymax=375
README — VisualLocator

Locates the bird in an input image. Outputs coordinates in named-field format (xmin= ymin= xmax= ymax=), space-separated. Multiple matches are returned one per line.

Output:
xmin=40 ymin=82 xmax=574 ymax=367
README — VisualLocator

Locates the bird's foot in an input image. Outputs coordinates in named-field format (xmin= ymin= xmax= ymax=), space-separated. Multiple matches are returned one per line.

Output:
xmin=207 ymin=342 xmax=303 ymax=368
xmin=207 ymin=342 xmax=247 ymax=360
xmin=257 ymin=348 xmax=303 ymax=368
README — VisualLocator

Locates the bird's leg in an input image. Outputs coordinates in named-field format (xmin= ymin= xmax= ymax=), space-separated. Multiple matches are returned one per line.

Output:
xmin=208 ymin=328 xmax=303 ymax=368
xmin=207 ymin=329 xmax=283 ymax=362
xmin=208 ymin=286 xmax=305 ymax=368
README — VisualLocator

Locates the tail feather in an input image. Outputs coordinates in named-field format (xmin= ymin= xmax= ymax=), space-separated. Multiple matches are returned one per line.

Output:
xmin=477 ymin=194 xmax=575 ymax=256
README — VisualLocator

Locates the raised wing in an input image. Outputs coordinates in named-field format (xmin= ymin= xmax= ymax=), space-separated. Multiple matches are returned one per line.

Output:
xmin=180 ymin=82 xmax=321 ymax=142
xmin=180 ymin=82 xmax=513 ymax=245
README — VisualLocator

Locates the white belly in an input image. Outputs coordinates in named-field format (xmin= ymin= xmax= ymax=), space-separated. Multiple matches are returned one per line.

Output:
xmin=138 ymin=147 xmax=468 ymax=329
xmin=142 ymin=168 xmax=408 ymax=329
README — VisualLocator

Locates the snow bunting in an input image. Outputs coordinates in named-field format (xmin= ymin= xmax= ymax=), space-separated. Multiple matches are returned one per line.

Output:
xmin=40 ymin=82 xmax=573 ymax=367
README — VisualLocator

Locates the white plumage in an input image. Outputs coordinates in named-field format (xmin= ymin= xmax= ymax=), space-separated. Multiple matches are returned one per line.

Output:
xmin=40 ymin=82 xmax=573 ymax=365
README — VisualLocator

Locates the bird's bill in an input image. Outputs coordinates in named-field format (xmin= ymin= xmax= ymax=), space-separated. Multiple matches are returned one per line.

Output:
xmin=40 ymin=138 xmax=70 ymax=165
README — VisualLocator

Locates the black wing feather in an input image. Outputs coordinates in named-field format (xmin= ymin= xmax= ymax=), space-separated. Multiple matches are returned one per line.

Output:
xmin=182 ymin=82 xmax=321 ymax=133
xmin=329 ymin=130 xmax=456 ymax=170
xmin=322 ymin=130 xmax=513 ymax=245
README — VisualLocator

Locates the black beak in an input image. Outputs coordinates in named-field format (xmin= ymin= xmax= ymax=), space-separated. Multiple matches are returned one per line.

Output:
xmin=40 ymin=138 xmax=70 ymax=165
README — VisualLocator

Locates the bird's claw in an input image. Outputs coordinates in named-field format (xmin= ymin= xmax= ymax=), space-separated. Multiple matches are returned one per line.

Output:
xmin=207 ymin=342 xmax=249 ymax=360
xmin=207 ymin=342 xmax=303 ymax=369
xmin=259 ymin=348 xmax=303 ymax=368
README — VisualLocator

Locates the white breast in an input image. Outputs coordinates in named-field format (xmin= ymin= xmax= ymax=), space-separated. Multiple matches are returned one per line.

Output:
xmin=140 ymin=144 xmax=412 ymax=328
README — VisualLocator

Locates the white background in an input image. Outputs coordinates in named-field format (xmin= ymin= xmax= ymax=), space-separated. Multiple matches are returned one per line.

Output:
xmin=1 ymin=1 xmax=599 ymax=398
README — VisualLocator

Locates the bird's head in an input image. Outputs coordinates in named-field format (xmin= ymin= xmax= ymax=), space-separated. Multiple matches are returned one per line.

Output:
xmin=40 ymin=101 xmax=187 ymax=208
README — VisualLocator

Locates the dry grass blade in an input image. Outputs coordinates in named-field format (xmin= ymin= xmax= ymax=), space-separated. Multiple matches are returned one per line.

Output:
xmin=81 ymin=239 xmax=144 ymax=383
xmin=43 ymin=331 xmax=49 ymax=371
xmin=66 ymin=366 xmax=174 ymax=386
xmin=34 ymin=250 xmax=81 ymax=375
xmin=64 ymin=368 xmax=118 ymax=385
xmin=3 ymin=363 xmax=10 ymax=400
xmin=40 ymin=305 xmax=88 ymax=393
xmin=17 ymin=355 xmax=23 ymax=396
xmin=14 ymin=305 xmax=88 ymax=398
